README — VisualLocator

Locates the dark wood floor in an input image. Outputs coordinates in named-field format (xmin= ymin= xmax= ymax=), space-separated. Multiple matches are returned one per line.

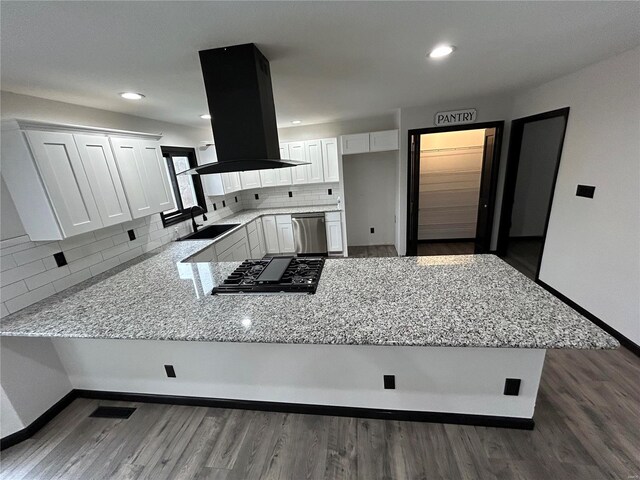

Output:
xmin=417 ymin=241 xmax=475 ymax=256
xmin=347 ymin=245 xmax=398 ymax=257
xmin=1 ymin=346 xmax=638 ymax=480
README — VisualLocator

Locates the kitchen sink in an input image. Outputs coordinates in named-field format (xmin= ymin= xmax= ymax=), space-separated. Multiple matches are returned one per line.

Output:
xmin=177 ymin=223 xmax=239 ymax=241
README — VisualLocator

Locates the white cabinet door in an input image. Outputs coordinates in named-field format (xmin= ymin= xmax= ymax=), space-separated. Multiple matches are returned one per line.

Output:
xmin=139 ymin=141 xmax=175 ymax=212
xmin=370 ymin=130 xmax=399 ymax=152
xmin=240 ymin=170 xmax=262 ymax=189
xmin=74 ymin=134 xmax=132 ymax=227
xmin=326 ymin=221 xmax=343 ymax=252
xmin=262 ymin=215 xmax=280 ymax=254
xmin=198 ymin=145 xmax=225 ymax=196
xmin=276 ymin=167 xmax=292 ymax=186
xmin=321 ymin=138 xmax=340 ymax=182
xmin=26 ymin=130 xmax=104 ymax=236
xmin=222 ymin=172 xmax=242 ymax=193
xmin=276 ymin=215 xmax=295 ymax=253
xmin=231 ymin=238 xmax=250 ymax=261
xmin=110 ymin=137 xmax=176 ymax=218
xmin=217 ymin=247 xmax=235 ymax=262
xmin=304 ymin=140 xmax=324 ymax=184
xmin=259 ymin=168 xmax=277 ymax=187
xmin=256 ymin=218 xmax=266 ymax=257
xmin=341 ymin=133 xmax=370 ymax=155
xmin=288 ymin=141 xmax=308 ymax=185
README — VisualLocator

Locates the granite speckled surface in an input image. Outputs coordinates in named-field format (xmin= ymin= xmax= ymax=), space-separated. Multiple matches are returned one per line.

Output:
xmin=0 ymin=234 xmax=618 ymax=349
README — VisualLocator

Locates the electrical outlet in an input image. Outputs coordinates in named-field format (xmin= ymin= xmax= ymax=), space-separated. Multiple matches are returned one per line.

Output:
xmin=255 ymin=194 xmax=259 ymax=200
xmin=370 ymin=227 xmax=375 ymax=234
xmin=164 ymin=365 xmax=176 ymax=378
xmin=127 ymin=229 xmax=136 ymax=241
xmin=53 ymin=252 xmax=67 ymax=267
xmin=383 ymin=375 xmax=395 ymax=389
xmin=288 ymin=191 xmax=293 ymax=198
xmin=504 ymin=378 xmax=521 ymax=396
xmin=328 ymin=188 xmax=332 ymax=195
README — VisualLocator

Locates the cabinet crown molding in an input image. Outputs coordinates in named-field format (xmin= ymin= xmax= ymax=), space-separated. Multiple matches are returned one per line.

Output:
xmin=1 ymin=118 xmax=163 ymax=140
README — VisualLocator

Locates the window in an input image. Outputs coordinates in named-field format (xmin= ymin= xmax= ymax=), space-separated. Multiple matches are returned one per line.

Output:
xmin=160 ymin=146 xmax=207 ymax=228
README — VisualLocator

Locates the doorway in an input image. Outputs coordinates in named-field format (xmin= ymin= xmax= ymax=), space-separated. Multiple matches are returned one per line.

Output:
xmin=407 ymin=121 xmax=503 ymax=256
xmin=497 ymin=108 xmax=570 ymax=280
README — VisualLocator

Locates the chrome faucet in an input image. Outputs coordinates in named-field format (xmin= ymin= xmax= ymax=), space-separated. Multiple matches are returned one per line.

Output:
xmin=190 ymin=206 xmax=207 ymax=232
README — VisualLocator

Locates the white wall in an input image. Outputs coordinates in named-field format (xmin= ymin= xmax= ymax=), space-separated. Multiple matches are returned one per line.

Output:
xmin=510 ymin=116 xmax=567 ymax=237
xmin=397 ymin=95 xmax=514 ymax=254
xmin=343 ymin=152 xmax=397 ymax=246
xmin=1 ymin=337 xmax=72 ymax=437
xmin=53 ymin=338 xmax=546 ymax=419
xmin=511 ymin=47 xmax=640 ymax=345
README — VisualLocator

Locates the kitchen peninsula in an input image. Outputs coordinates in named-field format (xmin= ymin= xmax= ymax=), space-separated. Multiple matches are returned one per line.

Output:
xmin=0 ymin=241 xmax=617 ymax=440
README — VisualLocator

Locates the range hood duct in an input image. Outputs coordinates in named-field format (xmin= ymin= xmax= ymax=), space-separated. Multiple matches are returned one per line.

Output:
xmin=181 ymin=43 xmax=307 ymax=175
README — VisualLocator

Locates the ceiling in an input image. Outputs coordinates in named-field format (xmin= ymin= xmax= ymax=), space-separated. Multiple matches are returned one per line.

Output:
xmin=2 ymin=1 xmax=638 ymax=129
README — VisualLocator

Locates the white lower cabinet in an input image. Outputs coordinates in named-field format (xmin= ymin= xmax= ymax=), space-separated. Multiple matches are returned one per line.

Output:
xmin=262 ymin=216 xmax=280 ymax=254
xmin=276 ymin=215 xmax=295 ymax=253
xmin=325 ymin=212 xmax=343 ymax=253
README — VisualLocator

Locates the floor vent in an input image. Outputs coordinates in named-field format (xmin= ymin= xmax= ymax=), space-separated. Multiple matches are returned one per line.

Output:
xmin=89 ymin=406 xmax=136 ymax=419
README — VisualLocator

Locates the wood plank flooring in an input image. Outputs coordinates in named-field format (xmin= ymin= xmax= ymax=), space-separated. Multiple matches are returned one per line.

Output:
xmin=347 ymin=245 xmax=398 ymax=257
xmin=2 ymin=346 xmax=638 ymax=480
xmin=417 ymin=241 xmax=475 ymax=256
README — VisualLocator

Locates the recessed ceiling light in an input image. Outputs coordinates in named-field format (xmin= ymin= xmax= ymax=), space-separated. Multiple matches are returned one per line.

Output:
xmin=120 ymin=92 xmax=145 ymax=100
xmin=200 ymin=114 xmax=212 ymax=119
xmin=429 ymin=45 xmax=456 ymax=59
xmin=291 ymin=120 xmax=302 ymax=125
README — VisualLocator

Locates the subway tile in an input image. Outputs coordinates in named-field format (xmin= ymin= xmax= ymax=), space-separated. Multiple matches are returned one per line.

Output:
xmin=2 ymin=280 xmax=29 ymax=301
xmin=118 ymin=246 xmax=143 ymax=263
xmin=0 ymin=235 xmax=31 ymax=249
xmin=5 ymin=284 xmax=56 ymax=314
xmin=12 ymin=242 xmax=61 ymax=266
xmin=42 ymin=255 xmax=59 ymax=270
xmin=111 ymin=232 xmax=130 ymax=245
xmin=89 ymin=256 xmax=123 ymax=276
xmin=123 ymin=217 xmax=147 ymax=230
xmin=64 ymin=237 xmax=114 ymax=263
xmin=68 ymin=252 xmax=104 ymax=273
xmin=1 ymin=303 xmax=8 ymax=318
xmin=0 ymin=240 xmax=36 ymax=256
xmin=1 ymin=260 xmax=47 ymax=287
xmin=25 ymin=265 xmax=70 ymax=290
xmin=101 ymin=243 xmax=131 ymax=260
xmin=59 ymin=231 xmax=96 ymax=250
xmin=94 ymin=224 xmax=124 ymax=240
xmin=1 ymin=255 xmax=18 ymax=272
xmin=53 ymin=268 xmax=92 ymax=293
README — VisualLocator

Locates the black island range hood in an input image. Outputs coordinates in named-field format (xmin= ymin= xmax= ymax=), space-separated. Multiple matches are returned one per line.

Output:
xmin=181 ymin=43 xmax=308 ymax=175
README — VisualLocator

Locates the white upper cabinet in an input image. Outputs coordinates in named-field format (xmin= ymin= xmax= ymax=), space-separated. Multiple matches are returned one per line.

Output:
xmin=74 ymin=134 xmax=132 ymax=227
xmin=1 ymin=119 xmax=171 ymax=240
xmin=25 ymin=130 xmax=104 ymax=237
xmin=341 ymin=133 xmax=370 ymax=155
xmin=370 ymin=130 xmax=399 ymax=152
xmin=198 ymin=145 xmax=226 ymax=196
xmin=240 ymin=170 xmax=262 ymax=189
xmin=304 ymin=140 xmax=325 ymax=184
xmin=341 ymin=130 xmax=399 ymax=155
xmin=288 ymin=141 xmax=308 ymax=185
xmin=321 ymin=138 xmax=340 ymax=182
xmin=110 ymin=137 xmax=176 ymax=218
xmin=222 ymin=172 xmax=241 ymax=193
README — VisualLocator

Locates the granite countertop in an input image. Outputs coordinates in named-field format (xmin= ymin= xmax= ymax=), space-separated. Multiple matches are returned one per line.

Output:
xmin=0 ymin=234 xmax=618 ymax=349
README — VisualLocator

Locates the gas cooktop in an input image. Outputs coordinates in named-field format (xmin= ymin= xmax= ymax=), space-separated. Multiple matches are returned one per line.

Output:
xmin=212 ymin=256 xmax=325 ymax=295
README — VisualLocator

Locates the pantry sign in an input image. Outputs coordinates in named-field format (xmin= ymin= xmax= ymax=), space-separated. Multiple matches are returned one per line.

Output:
xmin=434 ymin=108 xmax=477 ymax=127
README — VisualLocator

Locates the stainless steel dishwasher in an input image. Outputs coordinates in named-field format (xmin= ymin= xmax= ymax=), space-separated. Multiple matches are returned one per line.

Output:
xmin=291 ymin=213 xmax=327 ymax=255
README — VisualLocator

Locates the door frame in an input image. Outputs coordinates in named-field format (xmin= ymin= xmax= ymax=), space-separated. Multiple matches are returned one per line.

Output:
xmin=406 ymin=121 xmax=504 ymax=256
xmin=496 ymin=107 xmax=570 ymax=280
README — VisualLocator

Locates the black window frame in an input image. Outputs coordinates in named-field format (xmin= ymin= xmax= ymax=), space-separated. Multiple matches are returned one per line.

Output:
xmin=160 ymin=146 xmax=208 ymax=228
